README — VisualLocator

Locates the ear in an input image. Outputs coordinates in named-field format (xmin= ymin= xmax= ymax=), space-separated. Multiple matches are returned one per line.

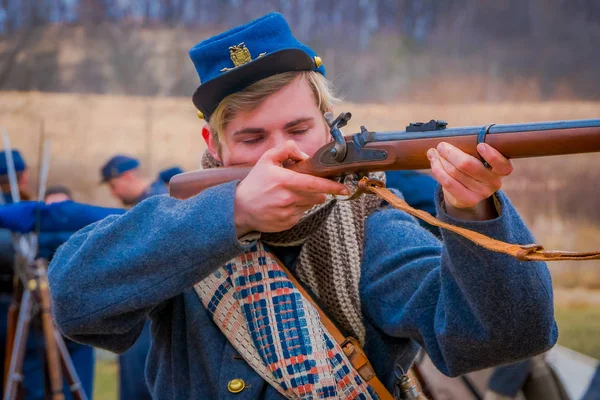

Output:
xmin=202 ymin=125 xmax=222 ymax=162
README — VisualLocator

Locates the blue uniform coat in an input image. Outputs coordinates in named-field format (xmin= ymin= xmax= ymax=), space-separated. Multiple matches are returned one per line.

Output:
xmin=120 ymin=179 xmax=167 ymax=400
xmin=48 ymin=182 xmax=558 ymax=399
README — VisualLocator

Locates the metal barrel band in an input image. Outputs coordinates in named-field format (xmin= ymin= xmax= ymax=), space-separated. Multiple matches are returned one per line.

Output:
xmin=477 ymin=124 xmax=495 ymax=169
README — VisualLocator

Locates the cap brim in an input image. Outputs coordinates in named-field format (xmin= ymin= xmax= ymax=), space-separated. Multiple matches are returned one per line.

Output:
xmin=192 ymin=48 xmax=315 ymax=118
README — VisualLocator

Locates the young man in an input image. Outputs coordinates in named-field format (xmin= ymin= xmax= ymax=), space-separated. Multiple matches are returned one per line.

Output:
xmin=49 ymin=13 xmax=557 ymax=399
xmin=0 ymin=150 xmax=28 ymax=302
xmin=100 ymin=154 xmax=167 ymax=206
xmin=0 ymin=151 xmax=28 ymax=398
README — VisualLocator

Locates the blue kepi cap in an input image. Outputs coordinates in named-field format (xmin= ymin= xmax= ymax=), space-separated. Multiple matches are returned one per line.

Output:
xmin=100 ymin=155 xmax=140 ymax=183
xmin=189 ymin=12 xmax=326 ymax=121
xmin=0 ymin=150 xmax=26 ymax=175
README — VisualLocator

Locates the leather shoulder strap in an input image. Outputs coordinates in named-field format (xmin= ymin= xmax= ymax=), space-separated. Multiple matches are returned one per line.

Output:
xmin=358 ymin=178 xmax=600 ymax=261
xmin=272 ymin=255 xmax=395 ymax=400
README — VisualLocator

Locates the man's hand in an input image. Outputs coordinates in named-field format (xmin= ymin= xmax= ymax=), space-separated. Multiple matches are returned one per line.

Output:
xmin=427 ymin=142 xmax=514 ymax=221
xmin=234 ymin=141 xmax=350 ymax=237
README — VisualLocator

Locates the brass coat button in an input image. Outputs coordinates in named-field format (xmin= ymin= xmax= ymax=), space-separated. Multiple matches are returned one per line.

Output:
xmin=227 ymin=378 xmax=245 ymax=393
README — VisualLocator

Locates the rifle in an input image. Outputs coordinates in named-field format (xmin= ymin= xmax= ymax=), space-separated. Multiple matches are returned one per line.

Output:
xmin=169 ymin=112 xmax=600 ymax=200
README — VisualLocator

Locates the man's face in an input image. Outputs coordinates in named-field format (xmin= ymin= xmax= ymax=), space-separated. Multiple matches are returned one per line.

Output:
xmin=107 ymin=173 xmax=138 ymax=205
xmin=209 ymin=76 xmax=331 ymax=167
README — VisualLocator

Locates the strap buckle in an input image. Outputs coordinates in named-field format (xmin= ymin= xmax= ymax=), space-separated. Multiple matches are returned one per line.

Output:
xmin=341 ymin=337 xmax=377 ymax=382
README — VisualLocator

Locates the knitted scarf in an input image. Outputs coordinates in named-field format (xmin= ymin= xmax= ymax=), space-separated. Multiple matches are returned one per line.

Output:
xmin=195 ymin=151 xmax=384 ymax=398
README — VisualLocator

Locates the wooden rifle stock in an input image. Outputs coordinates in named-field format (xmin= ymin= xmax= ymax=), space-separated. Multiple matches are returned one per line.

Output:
xmin=169 ymin=166 xmax=252 ymax=200
xmin=170 ymin=118 xmax=600 ymax=200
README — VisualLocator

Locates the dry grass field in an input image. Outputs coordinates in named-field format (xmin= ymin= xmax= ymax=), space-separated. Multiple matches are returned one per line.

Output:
xmin=0 ymin=90 xmax=599 ymax=289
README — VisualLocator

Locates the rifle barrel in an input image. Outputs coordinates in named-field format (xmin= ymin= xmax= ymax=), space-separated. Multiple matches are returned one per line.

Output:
xmin=375 ymin=123 xmax=600 ymax=170
xmin=368 ymin=119 xmax=600 ymax=142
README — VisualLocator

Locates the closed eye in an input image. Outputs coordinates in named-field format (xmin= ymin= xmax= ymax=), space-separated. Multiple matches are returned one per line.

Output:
xmin=289 ymin=128 xmax=309 ymax=135
xmin=242 ymin=136 xmax=264 ymax=145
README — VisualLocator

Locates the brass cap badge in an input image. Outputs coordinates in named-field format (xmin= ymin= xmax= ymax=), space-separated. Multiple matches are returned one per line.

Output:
xmin=220 ymin=42 xmax=266 ymax=72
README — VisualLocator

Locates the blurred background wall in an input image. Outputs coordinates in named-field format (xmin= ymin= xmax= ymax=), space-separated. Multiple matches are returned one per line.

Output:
xmin=0 ymin=0 xmax=599 ymax=102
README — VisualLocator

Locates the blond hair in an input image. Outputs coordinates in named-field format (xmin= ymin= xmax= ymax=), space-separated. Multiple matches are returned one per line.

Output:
xmin=209 ymin=71 xmax=340 ymax=150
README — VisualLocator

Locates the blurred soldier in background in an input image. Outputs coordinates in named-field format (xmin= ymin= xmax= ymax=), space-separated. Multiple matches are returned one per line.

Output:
xmin=99 ymin=154 xmax=167 ymax=400
xmin=0 ymin=152 xmax=95 ymax=399
xmin=100 ymin=155 xmax=167 ymax=207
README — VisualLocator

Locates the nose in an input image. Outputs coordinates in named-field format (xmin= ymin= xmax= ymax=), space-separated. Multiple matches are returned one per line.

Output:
xmin=271 ymin=132 xmax=290 ymax=149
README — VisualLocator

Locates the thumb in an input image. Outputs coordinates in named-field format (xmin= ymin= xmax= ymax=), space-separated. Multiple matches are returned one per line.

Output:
xmin=260 ymin=140 xmax=310 ymax=166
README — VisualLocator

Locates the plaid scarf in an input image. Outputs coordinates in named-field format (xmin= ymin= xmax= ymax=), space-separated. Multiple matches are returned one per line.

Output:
xmin=196 ymin=151 xmax=384 ymax=398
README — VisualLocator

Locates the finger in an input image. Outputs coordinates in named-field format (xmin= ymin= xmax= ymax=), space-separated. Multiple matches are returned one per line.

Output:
xmin=435 ymin=150 xmax=500 ymax=197
xmin=260 ymin=140 xmax=309 ymax=166
xmin=277 ymin=191 xmax=327 ymax=208
xmin=294 ymin=193 xmax=328 ymax=206
xmin=477 ymin=143 xmax=514 ymax=176
xmin=436 ymin=142 xmax=499 ymax=183
xmin=429 ymin=151 xmax=481 ymax=208
xmin=281 ymin=169 xmax=350 ymax=195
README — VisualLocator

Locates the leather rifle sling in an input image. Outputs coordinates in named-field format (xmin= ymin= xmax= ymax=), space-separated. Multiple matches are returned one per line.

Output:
xmin=272 ymin=255 xmax=395 ymax=400
xmin=357 ymin=178 xmax=600 ymax=261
